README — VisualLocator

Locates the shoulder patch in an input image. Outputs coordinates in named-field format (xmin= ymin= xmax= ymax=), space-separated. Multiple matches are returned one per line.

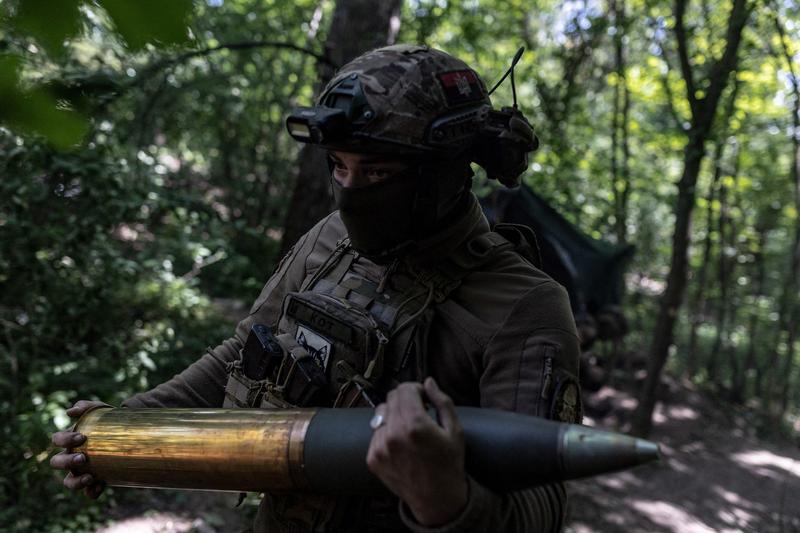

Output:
xmin=550 ymin=375 xmax=583 ymax=424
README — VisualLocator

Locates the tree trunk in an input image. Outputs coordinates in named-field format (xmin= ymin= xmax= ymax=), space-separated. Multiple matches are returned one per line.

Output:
xmin=707 ymin=166 xmax=730 ymax=385
xmin=610 ymin=0 xmax=631 ymax=245
xmin=723 ymin=153 xmax=742 ymax=397
xmin=685 ymin=141 xmax=723 ymax=378
xmin=725 ymin=300 xmax=741 ymax=397
xmin=279 ymin=0 xmax=403 ymax=256
xmin=630 ymin=0 xmax=751 ymax=437
xmin=685 ymin=76 xmax=740 ymax=379
xmin=735 ymin=228 xmax=767 ymax=404
xmin=779 ymin=316 xmax=797 ymax=415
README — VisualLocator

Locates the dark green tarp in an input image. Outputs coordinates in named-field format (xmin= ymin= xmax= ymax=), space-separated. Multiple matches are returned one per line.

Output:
xmin=481 ymin=185 xmax=634 ymax=315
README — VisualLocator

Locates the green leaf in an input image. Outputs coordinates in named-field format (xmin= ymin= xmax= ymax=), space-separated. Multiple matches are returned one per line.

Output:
xmin=8 ymin=0 xmax=82 ymax=58
xmin=100 ymin=0 xmax=192 ymax=50
xmin=0 ymin=55 xmax=88 ymax=149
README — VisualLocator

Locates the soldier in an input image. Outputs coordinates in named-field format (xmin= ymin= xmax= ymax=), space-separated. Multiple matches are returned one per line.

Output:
xmin=51 ymin=44 xmax=582 ymax=532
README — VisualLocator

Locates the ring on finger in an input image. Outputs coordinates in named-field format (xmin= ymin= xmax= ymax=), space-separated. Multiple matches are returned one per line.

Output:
xmin=369 ymin=413 xmax=386 ymax=430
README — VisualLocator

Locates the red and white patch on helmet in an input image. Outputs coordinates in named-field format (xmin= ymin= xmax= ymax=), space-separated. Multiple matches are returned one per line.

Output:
xmin=437 ymin=70 xmax=484 ymax=106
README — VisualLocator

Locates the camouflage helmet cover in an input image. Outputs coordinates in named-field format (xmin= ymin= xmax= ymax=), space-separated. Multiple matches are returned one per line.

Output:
xmin=319 ymin=44 xmax=492 ymax=154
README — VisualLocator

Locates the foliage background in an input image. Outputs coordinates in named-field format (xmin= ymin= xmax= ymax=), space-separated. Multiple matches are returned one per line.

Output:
xmin=1 ymin=0 xmax=798 ymax=530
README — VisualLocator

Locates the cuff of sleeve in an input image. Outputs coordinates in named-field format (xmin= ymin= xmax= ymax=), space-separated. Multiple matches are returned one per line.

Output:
xmin=398 ymin=476 xmax=490 ymax=533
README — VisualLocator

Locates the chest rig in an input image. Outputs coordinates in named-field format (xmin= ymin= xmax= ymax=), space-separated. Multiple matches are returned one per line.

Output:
xmin=277 ymin=237 xmax=458 ymax=408
xmin=222 ymin=236 xmax=458 ymax=413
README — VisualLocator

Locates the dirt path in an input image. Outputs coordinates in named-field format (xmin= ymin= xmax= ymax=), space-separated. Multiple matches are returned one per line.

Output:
xmin=566 ymin=379 xmax=800 ymax=532
xmin=94 ymin=490 xmax=252 ymax=532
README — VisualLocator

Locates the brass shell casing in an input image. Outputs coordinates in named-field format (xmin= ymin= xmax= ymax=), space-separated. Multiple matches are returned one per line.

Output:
xmin=73 ymin=408 xmax=316 ymax=493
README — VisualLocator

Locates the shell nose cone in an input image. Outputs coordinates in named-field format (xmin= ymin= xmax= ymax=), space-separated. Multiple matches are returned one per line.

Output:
xmin=635 ymin=438 xmax=661 ymax=464
xmin=561 ymin=425 xmax=662 ymax=480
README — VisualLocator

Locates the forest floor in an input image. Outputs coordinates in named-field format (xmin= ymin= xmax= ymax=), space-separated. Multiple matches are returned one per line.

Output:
xmin=566 ymin=371 xmax=800 ymax=533
xmin=93 ymin=371 xmax=800 ymax=533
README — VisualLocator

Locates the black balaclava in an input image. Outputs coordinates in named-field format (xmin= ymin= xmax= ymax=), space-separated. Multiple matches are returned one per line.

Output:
xmin=331 ymin=156 xmax=472 ymax=264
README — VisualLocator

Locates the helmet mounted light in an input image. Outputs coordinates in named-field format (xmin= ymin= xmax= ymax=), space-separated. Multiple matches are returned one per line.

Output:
xmin=286 ymin=75 xmax=373 ymax=147
xmin=286 ymin=107 xmax=350 ymax=144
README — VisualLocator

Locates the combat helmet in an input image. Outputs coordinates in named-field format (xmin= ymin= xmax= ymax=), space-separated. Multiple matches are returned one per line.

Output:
xmin=287 ymin=44 xmax=538 ymax=186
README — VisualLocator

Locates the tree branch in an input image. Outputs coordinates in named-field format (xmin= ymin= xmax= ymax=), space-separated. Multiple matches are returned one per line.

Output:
xmin=136 ymin=40 xmax=337 ymax=85
xmin=700 ymin=0 xmax=752 ymax=127
xmin=181 ymin=250 xmax=227 ymax=282
xmin=772 ymin=1 xmax=799 ymax=105
xmin=657 ymin=39 xmax=689 ymax=130
xmin=674 ymin=0 xmax=699 ymax=118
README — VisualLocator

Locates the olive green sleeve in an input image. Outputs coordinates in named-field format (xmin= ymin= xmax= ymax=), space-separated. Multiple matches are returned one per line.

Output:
xmin=399 ymin=476 xmax=567 ymax=533
xmin=122 ymin=213 xmax=340 ymax=408
xmin=401 ymin=280 xmax=581 ymax=533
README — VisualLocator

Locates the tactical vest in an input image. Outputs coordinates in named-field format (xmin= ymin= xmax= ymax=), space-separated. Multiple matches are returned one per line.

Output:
xmin=223 ymin=224 xmax=540 ymax=533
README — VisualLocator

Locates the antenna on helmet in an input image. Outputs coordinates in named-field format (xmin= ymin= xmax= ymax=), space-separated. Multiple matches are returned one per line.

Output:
xmin=487 ymin=47 xmax=525 ymax=109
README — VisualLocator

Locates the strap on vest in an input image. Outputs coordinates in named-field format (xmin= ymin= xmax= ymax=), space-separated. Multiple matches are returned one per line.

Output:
xmin=300 ymin=238 xmax=355 ymax=292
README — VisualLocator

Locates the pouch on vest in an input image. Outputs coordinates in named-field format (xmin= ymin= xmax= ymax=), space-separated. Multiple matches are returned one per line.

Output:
xmin=264 ymin=332 xmax=328 ymax=407
xmin=223 ymin=324 xmax=284 ymax=408
xmin=278 ymin=291 xmax=389 ymax=401
xmin=222 ymin=360 xmax=266 ymax=408
xmin=224 ymin=322 xmax=335 ymax=409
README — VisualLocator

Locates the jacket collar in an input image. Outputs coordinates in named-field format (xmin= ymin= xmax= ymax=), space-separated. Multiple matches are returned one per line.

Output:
xmin=401 ymin=192 xmax=488 ymax=269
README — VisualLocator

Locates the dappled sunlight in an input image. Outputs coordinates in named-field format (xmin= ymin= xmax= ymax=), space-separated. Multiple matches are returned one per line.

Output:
xmin=653 ymin=404 xmax=701 ymax=425
xmin=630 ymin=500 xmax=716 ymax=532
xmin=666 ymin=405 xmax=700 ymax=421
xmin=712 ymin=485 xmax=745 ymax=506
xmin=655 ymin=442 xmax=676 ymax=458
xmin=664 ymin=457 xmax=693 ymax=474
xmin=678 ymin=441 xmax=706 ymax=454
xmin=567 ymin=512 xmax=630 ymax=532
xmin=594 ymin=385 xmax=634 ymax=402
xmin=730 ymin=449 xmax=800 ymax=479
xmin=710 ymin=485 xmax=764 ymax=523
xmin=714 ymin=505 xmax=757 ymax=532
xmin=618 ymin=396 xmax=638 ymax=410
xmin=97 ymin=513 xmax=205 ymax=533
xmin=596 ymin=471 xmax=641 ymax=491
xmin=710 ymin=484 xmax=769 ymax=531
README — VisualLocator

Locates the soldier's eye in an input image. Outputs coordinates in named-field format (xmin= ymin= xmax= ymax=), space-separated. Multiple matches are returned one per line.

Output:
xmin=367 ymin=169 xmax=390 ymax=180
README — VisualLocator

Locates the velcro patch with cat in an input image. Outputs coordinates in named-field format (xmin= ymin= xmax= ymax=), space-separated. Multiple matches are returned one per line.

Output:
xmin=296 ymin=325 xmax=332 ymax=371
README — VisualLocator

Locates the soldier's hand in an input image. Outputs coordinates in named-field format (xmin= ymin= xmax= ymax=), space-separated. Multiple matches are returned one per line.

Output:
xmin=50 ymin=400 xmax=110 ymax=499
xmin=366 ymin=377 xmax=468 ymax=527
